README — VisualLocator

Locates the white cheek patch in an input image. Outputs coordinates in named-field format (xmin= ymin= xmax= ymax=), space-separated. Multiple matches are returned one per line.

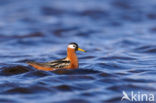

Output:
xmin=68 ymin=45 xmax=75 ymax=49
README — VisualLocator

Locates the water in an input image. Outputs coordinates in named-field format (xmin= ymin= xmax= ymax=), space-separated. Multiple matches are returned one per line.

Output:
xmin=0 ymin=0 xmax=156 ymax=103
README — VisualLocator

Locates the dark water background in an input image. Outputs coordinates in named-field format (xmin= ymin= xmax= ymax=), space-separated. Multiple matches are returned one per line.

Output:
xmin=0 ymin=0 xmax=156 ymax=103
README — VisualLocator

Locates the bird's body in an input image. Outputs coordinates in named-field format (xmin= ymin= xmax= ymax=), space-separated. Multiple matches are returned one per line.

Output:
xmin=27 ymin=43 xmax=86 ymax=71
xmin=27 ymin=58 xmax=71 ymax=71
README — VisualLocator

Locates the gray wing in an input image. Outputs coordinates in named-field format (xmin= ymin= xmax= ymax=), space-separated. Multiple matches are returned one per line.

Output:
xmin=43 ymin=58 xmax=70 ymax=68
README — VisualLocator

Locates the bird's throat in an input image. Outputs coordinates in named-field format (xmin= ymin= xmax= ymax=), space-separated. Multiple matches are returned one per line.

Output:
xmin=67 ymin=48 xmax=78 ymax=68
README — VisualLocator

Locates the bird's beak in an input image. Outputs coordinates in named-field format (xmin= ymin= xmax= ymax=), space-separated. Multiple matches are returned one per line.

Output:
xmin=78 ymin=48 xmax=86 ymax=52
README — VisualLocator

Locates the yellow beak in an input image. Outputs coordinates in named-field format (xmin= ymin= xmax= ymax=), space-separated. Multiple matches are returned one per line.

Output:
xmin=78 ymin=48 xmax=86 ymax=52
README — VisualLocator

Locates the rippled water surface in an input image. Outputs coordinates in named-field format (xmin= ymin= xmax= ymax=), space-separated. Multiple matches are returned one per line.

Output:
xmin=0 ymin=0 xmax=156 ymax=103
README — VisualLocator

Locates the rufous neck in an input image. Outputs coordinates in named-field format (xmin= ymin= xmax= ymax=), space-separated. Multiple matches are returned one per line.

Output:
xmin=67 ymin=48 xmax=77 ymax=60
xmin=67 ymin=48 xmax=79 ymax=68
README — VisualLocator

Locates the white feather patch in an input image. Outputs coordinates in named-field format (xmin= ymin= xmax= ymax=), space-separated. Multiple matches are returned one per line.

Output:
xmin=68 ymin=44 xmax=75 ymax=49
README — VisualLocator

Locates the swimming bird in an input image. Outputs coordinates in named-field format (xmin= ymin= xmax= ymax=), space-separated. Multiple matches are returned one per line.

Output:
xmin=27 ymin=42 xmax=86 ymax=71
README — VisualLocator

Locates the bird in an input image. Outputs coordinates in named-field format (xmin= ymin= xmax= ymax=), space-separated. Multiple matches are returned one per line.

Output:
xmin=27 ymin=42 xmax=86 ymax=71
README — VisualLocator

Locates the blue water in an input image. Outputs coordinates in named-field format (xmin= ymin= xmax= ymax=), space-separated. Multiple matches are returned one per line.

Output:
xmin=0 ymin=0 xmax=156 ymax=103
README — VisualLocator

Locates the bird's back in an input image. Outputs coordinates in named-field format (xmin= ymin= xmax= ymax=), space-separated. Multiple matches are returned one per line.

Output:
xmin=27 ymin=58 xmax=71 ymax=71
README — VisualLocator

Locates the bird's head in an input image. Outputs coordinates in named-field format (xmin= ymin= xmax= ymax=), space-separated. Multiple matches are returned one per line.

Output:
xmin=68 ymin=42 xmax=86 ymax=52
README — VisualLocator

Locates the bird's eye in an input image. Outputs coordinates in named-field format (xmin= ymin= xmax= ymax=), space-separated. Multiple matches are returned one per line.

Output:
xmin=68 ymin=44 xmax=76 ymax=49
